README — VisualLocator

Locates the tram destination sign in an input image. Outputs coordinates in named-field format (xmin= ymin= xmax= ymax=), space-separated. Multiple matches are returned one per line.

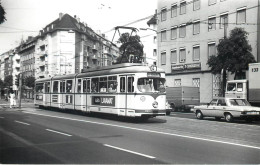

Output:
xmin=92 ymin=96 xmax=115 ymax=106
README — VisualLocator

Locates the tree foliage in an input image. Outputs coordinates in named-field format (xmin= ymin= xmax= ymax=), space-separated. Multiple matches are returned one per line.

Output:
xmin=115 ymin=32 xmax=144 ymax=63
xmin=207 ymin=28 xmax=256 ymax=77
xmin=24 ymin=76 xmax=35 ymax=88
xmin=0 ymin=2 xmax=6 ymax=24
xmin=4 ymin=75 xmax=13 ymax=87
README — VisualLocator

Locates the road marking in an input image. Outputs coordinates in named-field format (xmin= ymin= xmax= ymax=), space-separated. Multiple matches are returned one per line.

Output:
xmin=104 ymin=144 xmax=155 ymax=159
xmin=46 ymin=129 xmax=72 ymax=137
xmin=24 ymin=111 xmax=260 ymax=150
xmin=15 ymin=120 xmax=30 ymax=125
xmin=0 ymin=116 xmax=4 ymax=119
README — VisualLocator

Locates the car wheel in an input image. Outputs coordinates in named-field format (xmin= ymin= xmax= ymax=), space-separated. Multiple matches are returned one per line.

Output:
xmin=225 ymin=113 xmax=233 ymax=122
xmin=215 ymin=117 xmax=221 ymax=121
xmin=196 ymin=110 xmax=203 ymax=120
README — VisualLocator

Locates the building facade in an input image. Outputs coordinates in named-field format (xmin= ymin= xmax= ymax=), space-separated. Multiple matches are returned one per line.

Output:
xmin=157 ymin=0 xmax=260 ymax=103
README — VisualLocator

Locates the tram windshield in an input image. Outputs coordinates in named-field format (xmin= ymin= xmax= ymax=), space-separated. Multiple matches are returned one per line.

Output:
xmin=137 ymin=78 xmax=166 ymax=93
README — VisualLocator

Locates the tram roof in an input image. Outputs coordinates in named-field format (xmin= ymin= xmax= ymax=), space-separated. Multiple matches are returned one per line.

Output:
xmin=36 ymin=63 xmax=165 ymax=82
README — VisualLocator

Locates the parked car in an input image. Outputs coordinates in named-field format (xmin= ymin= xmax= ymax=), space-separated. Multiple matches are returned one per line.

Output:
xmin=191 ymin=98 xmax=260 ymax=122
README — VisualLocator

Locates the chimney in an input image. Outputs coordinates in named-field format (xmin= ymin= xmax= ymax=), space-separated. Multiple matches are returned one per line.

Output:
xmin=76 ymin=16 xmax=80 ymax=23
xmin=59 ymin=13 xmax=63 ymax=20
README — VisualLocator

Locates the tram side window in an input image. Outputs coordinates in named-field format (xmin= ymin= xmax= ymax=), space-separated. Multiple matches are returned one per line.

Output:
xmin=53 ymin=81 xmax=59 ymax=93
xmin=108 ymin=76 xmax=117 ymax=92
xmin=36 ymin=83 xmax=44 ymax=93
xmin=77 ymin=79 xmax=81 ymax=93
xmin=128 ymin=77 xmax=134 ymax=93
xmin=83 ymin=80 xmax=87 ymax=93
xmin=45 ymin=82 xmax=50 ymax=93
xmin=99 ymin=77 xmax=107 ymax=92
xmin=91 ymin=78 xmax=99 ymax=93
xmin=120 ymin=77 xmax=126 ymax=92
xmin=60 ymin=81 xmax=65 ymax=93
xmin=66 ymin=80 xmax=73 ymax=93
xmin=87 ymin=79 xmax=90 ymax=93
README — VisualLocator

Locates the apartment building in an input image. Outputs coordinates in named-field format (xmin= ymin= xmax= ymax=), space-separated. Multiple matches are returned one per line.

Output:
xmin=157 ymin=0 xmax=260 ymax=103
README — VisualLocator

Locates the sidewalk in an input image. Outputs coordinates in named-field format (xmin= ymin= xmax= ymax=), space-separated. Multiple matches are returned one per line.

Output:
xmin=0 ymin=98 xmax=36 ymax=111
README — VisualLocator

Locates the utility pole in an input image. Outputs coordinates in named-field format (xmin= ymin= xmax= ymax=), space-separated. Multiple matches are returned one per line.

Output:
xmin=18 ymin=73 xmax=22 ymax=108
xmin=222 ymin=17 xmax=228 ymax=97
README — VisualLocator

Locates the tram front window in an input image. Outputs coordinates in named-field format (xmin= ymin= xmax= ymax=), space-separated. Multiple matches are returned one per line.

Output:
xmin=137 ymin=78 xmax=165 ymax=93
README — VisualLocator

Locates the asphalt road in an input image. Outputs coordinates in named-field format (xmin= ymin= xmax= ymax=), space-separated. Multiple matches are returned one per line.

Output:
xmin=1 ymin=108 xmax=260 ymax=164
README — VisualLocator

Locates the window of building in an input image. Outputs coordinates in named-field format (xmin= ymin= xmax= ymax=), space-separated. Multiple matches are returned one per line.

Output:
xmin=208 ymin=0 xmax=216 ymax=5
xmin=179 ymin=48 xmax=186 ymax=63
xmin=171 ymin=4 xmax=177 ymax=17
xmin=179 ymin=25 xmax=186 ymax=38
xmin=161 ymin=8 xmax=167 ymax=21
xmin=161 ymin=51 xmax=166 ymax=65
xmin=193 ymin=0 xmax=200 ymax=11
xmin=220 ymin=14 xmax=228 ymax=29
xmin=174 ymin=79 xmax=181 ymax=87
xmin=208 ymin=17 xmax=216 ymax=31
xmin=153 ymin=36 xmax=157 ymax=43
xmin=193 ymin=21 xmax=200 ymax=35
xmin=180 ymin=1 xmax=186 ymax=15
xmin=171 ymin=49 xmax=177 ymax=64
xmin=192 ymin=78 xmax=200 ymax=87
xmin=171 ymin=26 xmax=177 ymax=39
xmin=161 ymin=29 xmax=167 ymax=41
xmin=237 ymin=8 xmax=246 ymax=24
xmin=153 ymin=49 xmax=157 ymax=57
xmin=208 ymin=42 xmax=216 ymax=57
xmin=193 ymin=45 xmax=200 ymax=61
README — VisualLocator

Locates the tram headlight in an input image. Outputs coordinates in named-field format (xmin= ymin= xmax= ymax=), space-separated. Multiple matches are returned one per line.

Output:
xmin=152 ymin=101 xmax=158 ymax=108
xmin=140 ymin=96 xmax=146 ymax=102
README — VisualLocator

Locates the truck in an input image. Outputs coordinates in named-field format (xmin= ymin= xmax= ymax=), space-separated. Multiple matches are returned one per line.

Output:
xmin=225 ymin=63 xmax=260 ymax=106
xmin=166 ymin=86 xmax=200 ymax=113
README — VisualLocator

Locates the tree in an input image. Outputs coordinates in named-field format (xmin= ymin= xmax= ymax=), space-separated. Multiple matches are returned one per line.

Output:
xmin=207 ymin=28 xmax=256 ymax=79
xmin=24 ymin=76 xmax=35 ymax=88
xmin=115 ymin=32 xmax=144 ymax=63
xmin=4 ymin=75 xmax=13 ymax=88
xmin=0 ymin=1 xmax=6 ymax=24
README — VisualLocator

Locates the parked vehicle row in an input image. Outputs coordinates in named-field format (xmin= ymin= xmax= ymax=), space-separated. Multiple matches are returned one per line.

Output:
xmin=191 ymin=97 xmax=260 ymax=122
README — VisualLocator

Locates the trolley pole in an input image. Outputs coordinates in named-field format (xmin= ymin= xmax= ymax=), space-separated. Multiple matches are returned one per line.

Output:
xmin=18 ymin=73 xmax=22 ymax=108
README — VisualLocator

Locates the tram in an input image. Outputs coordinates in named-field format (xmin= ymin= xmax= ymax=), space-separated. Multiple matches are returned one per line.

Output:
xmin=35 ymin=63 xmax=167 ymax=119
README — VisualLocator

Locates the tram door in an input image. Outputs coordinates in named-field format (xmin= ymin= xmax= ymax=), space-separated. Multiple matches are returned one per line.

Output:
xmin=118 ymin=76 xmax=127 ymax=116
xmin=82 ymin=79 xmax=90 ymax=112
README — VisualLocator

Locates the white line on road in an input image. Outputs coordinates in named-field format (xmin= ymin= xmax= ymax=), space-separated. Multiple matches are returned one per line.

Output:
xmin=0 ymin=116 xmax=4 ymax=118
xmin=46 ymin=129 xmax=72 ymax=137
xmin=24 ymin=111 xmax=260 ymax=150
xmin=15 ymin=120 xmax=30 ymax=125
xmin=104 ymin=144 xmax=155 ymax=159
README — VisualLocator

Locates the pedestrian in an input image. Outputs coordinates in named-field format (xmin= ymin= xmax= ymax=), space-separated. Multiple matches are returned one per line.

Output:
xmin=9 ymin=90 xmax=16 ymax=108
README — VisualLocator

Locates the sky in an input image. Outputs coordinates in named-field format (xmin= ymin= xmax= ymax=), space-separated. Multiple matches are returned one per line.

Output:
xmin=0 ymin=0 xmax=157 ymax=54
